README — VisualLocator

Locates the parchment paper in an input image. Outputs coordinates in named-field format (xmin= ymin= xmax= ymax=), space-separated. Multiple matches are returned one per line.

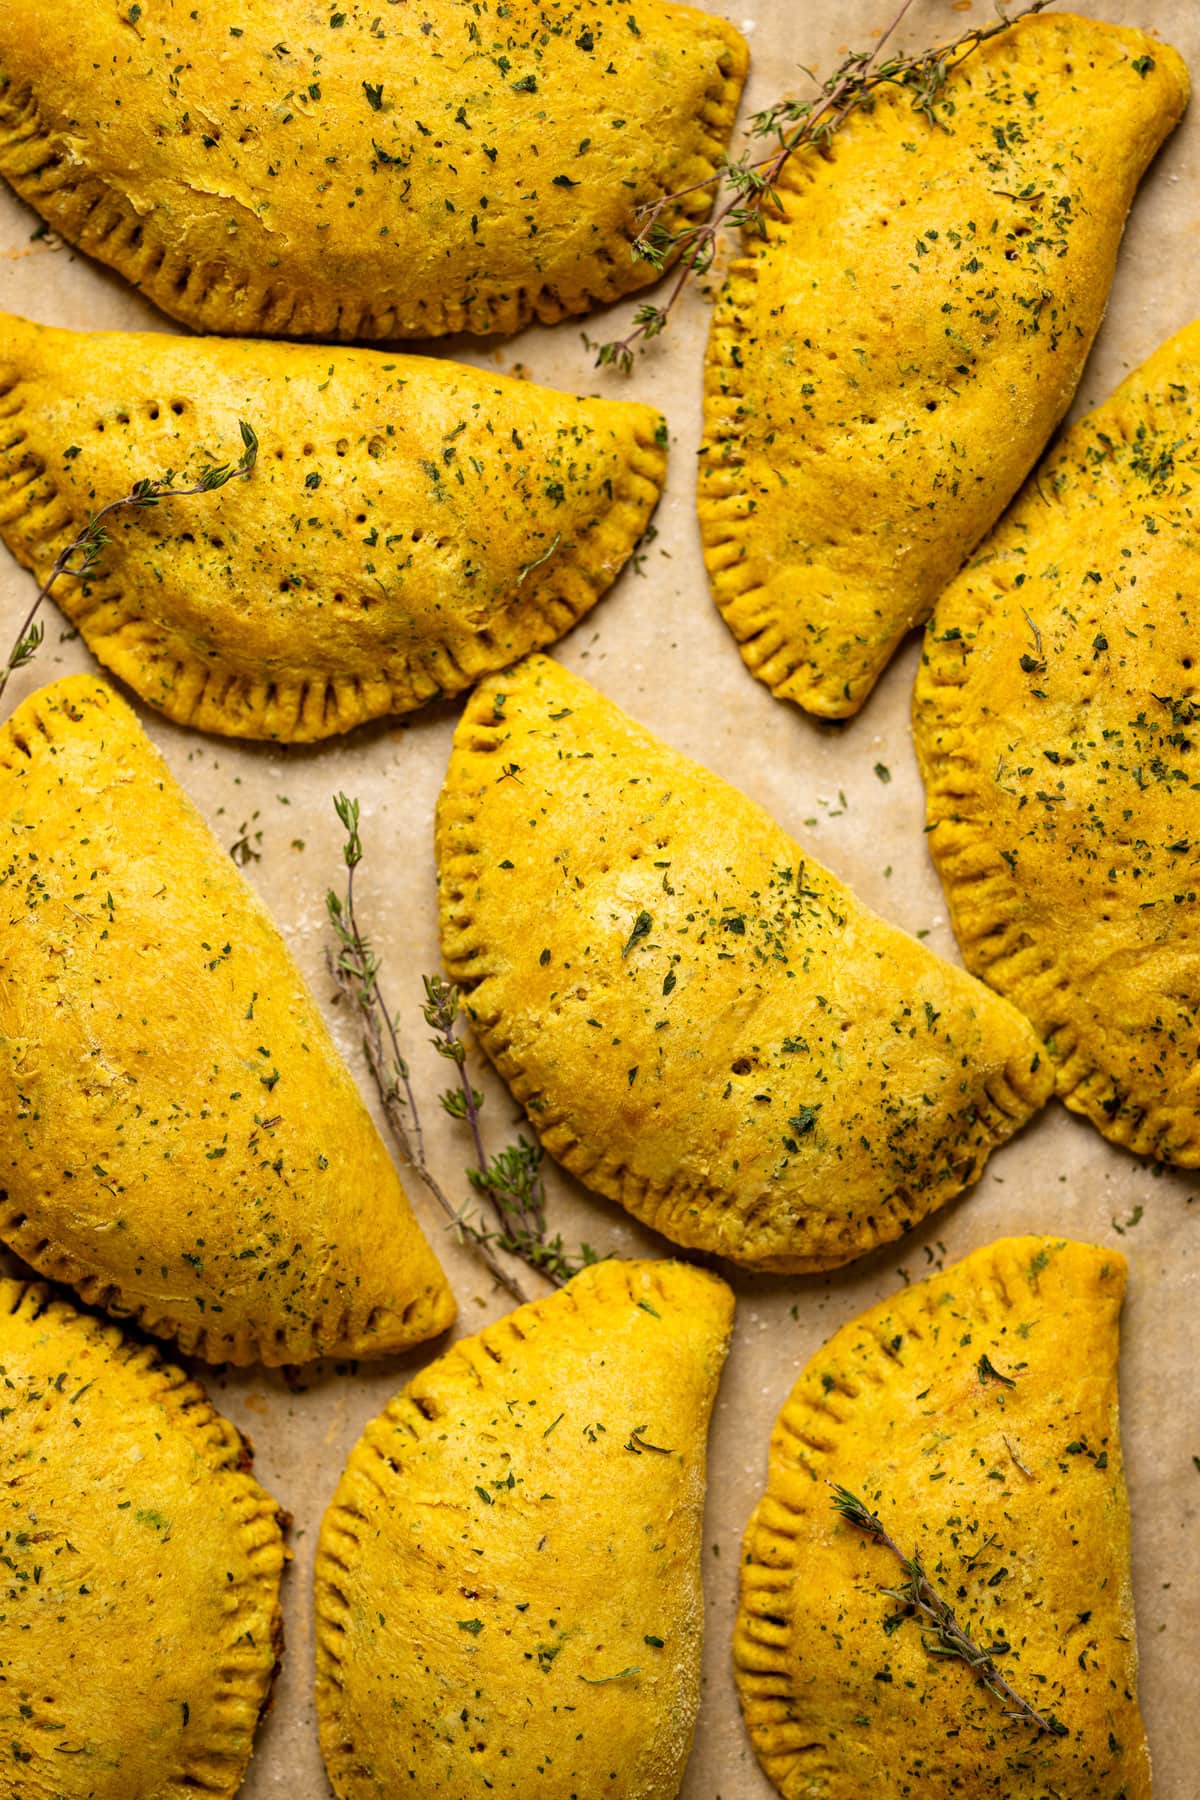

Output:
xmin=1 ymin=1 xmax=1196 ymax=1793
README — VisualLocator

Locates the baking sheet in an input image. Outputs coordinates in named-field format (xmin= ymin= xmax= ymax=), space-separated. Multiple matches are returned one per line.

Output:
xmin=0 ymin=0 xmax=1196 ymax=1792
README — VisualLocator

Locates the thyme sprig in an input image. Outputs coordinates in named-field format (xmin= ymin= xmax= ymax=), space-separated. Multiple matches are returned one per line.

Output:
xmin=326 ymin=795 xmax=599 ymax=1301
xmin=829 ymin=1482 xmax=1067 ymax=1737
xmin=0 ymin=421 xmax=259 ymax=706
xmin=591 ymin=0 xmax=1055 ymax=371
xmin=422 ymin=973 xmax=600 ymax=1285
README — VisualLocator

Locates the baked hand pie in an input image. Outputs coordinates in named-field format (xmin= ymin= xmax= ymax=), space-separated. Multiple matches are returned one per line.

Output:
xmin=0 ymin=0 xmax=746 ymax=340
xmin=0 ymin=1277 xmax=287 ymax=1799
xmin=314 ymin=1257 xmax=733 ymax=1799
xmin=436 ymin=655 xmax=1052 ymax=1272
xmin=915 ymin=323 xmax=1200 ymax=1165
xmin=0 ymin=313 xmax=666 ymax=741
xmin=699 ymin=13 xmax=1188 ymax=718
xmin=736 ymin=1237 xmax=1147 ymax=1799
xmin=0 ymin=675 xmax=455 ymax=1365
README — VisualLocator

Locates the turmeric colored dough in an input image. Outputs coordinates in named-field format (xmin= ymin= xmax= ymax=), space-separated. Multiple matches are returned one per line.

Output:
xmin=0 ymin=675 xmax=455 ymax=1364
xmin=436 ymin=655 xmax=1051 ymax=1272
xmin=736 ymin=1237 xmax=1147 ymax=1799
xmin=699 ymin=13 xmax=1188 ymax=718
xmin=0 ymin=1277 xmax=287 ymax=1799
xmin=314 ymin=1257 xmax=733 ymax=1799
xmin=915 ymin=325 xmax=1200 ymax=1165
xmin=0 ymin=314 xmax=667 ymax=742
xmin=0 ymin=0 xmax=747 ymax=341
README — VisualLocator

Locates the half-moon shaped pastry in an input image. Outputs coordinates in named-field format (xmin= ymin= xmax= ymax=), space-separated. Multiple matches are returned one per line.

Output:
xmin=0 ymin=675 xmax=455 ymax=1364
xmin=436 ymin=655 xmax=1051 ymax=1272
xmin=699 ymin=13 xmax=1189 ymax=718
xmin=0 ymin=314 xmax=667 ymax=742
xmin=735 ymin=1237 xmax=1147 ymax=1800
xmin=315 ymin=1257 xmax=733 ymax=1800
xmin=0 ymin=0 xmax=747 ymax=341
xmin=915 ymin=324 xmax=1200 ymax=1164
xmin=0 ymin=1277 xmax=287 ymax=1799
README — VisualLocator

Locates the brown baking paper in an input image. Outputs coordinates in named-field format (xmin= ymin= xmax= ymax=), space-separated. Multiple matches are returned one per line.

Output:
xmin=1 ymin=1 xmax=1196 ymax=1793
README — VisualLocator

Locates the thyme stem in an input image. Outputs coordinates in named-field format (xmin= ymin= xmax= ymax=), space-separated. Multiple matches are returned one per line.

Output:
xmin=424 ymin=971 xmax=593 ymax=1287
xmin=0 ymin=421 xmax=259 ymax=705
xmin=423 ymin=976 xmax=490 ymax=1173
xmin=828 ymin=1482 xmax=1067 ymax=1736
xmin=326 ymin=797 xmax=601 ymax=1299
xmin=326 ymin=800 xmax=528 ymax=1305
xmin=592 ymin=0 xmax=1055 ymax=370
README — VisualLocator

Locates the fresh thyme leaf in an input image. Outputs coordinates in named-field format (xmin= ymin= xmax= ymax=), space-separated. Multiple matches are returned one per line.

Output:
xmin=372 ymin=138 xmax=410 ymax=168
xmin=621 ymin=909 xmax=653 ymax=957
xmin=229 ymin=821 xmax=263 ymax=867
xmin=625 ymin=1426 xmax=672 ymax=1454
xmin=788 ymin=1103 xmax=821 ymax=1136
xmin=978 ymin=1352 xmax=1017 ymax=1388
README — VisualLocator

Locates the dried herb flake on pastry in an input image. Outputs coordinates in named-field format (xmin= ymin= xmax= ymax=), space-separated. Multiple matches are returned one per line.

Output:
xmin=315 ymin=1257 xmax=733 ymax=1799
xmin=915 ymin=323 xmax=1200 ymax=1165
xmin=0 ymin=0 xmax=747 ymax=341
xmin=699 ymin=13 xmax=1189 ymax=718
xmin=0 ymin=1278 xmax=286 ymax=1799
xmin=0 ymin=675 xmax=456 ymax=1364
xmin=437 ymin=654 xmax=1051 ymax=1272
xmin=735 ymin=1236 xmax=1147 ymax=1799
xmin=0 ymin=314 xmax=667 ymax=741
